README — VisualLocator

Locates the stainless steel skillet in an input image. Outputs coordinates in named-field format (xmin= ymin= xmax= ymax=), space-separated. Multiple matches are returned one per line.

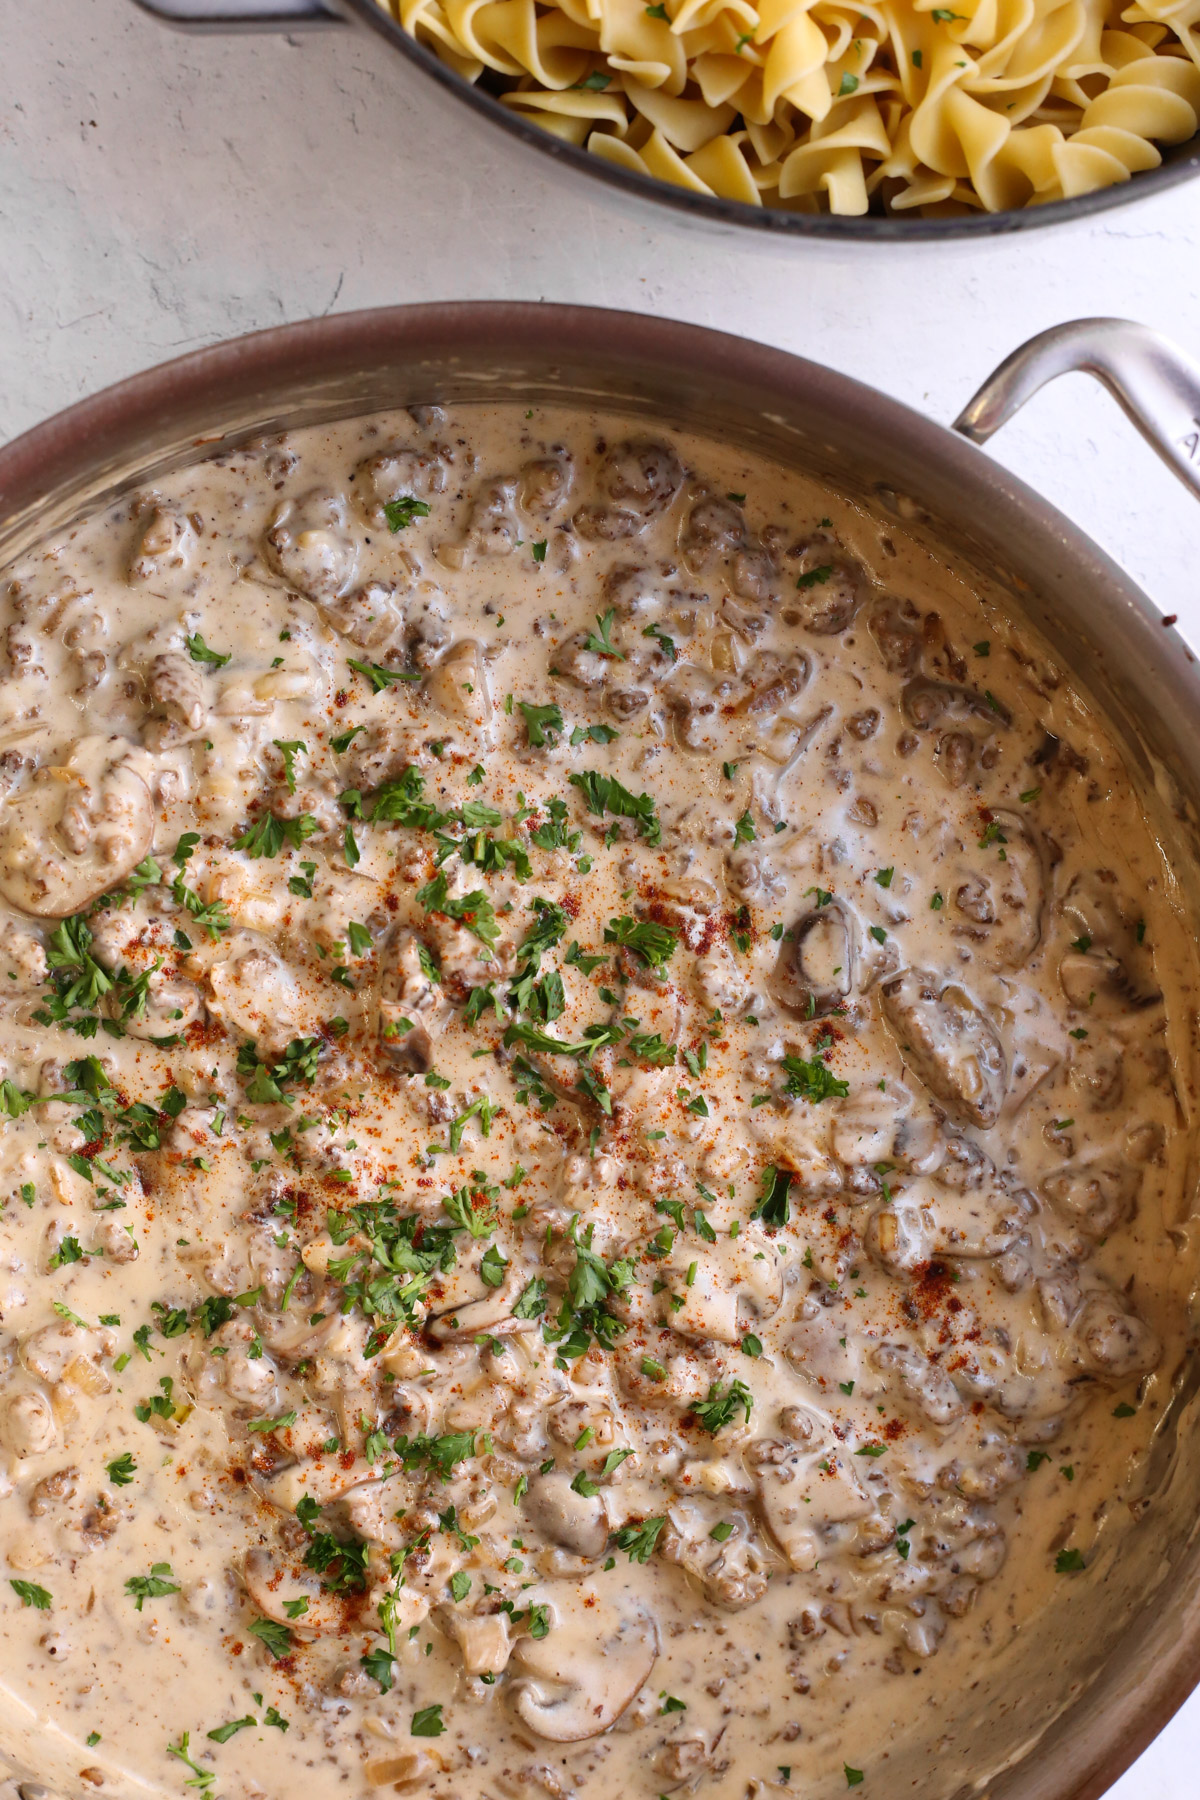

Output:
xmin=0 ymin=303 xmax=1199 ymax=1800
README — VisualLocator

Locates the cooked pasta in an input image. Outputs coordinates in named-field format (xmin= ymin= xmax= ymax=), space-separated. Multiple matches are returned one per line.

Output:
xmin=378 ymin=0 xmax=1200 ymax=214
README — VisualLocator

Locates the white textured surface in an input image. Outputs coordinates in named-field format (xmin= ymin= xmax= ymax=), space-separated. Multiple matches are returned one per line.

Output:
xmin=1 ymin=0 xmax=1200 ymax=1791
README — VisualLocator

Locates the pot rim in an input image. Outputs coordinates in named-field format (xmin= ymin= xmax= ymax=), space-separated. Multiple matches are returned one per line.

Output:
xmin=2 ymin=299 xmax=1200 ymax=1800
xmin=337 ymin=0 xmax=1200 ymax=240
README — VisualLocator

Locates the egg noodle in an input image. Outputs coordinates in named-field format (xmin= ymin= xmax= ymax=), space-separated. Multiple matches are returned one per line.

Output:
xmin=378 ymin=0 xmax=1200 ymax=215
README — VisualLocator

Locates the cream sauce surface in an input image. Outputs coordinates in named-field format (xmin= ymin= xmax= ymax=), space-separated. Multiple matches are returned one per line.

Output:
xmin=0 ymin=404 xmax=1194 ymax=1800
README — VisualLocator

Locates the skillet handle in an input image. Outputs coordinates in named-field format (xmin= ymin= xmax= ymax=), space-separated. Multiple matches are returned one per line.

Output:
xmin=954 ymin=318 xmax=1200 ymax=503
xmin=129 ymin=0 xmax=343 ymax=27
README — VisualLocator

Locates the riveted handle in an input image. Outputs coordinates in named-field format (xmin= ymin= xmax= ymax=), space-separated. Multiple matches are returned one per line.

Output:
xmin=954 ymin=318 xmax=1200 ymax=503
xmin=130 ymin=0 xmax=342 ymax=29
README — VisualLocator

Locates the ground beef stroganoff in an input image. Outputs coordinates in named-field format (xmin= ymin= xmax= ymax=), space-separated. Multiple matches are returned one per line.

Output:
xmin=0 ymin=404 xmax=1194 ymax=1800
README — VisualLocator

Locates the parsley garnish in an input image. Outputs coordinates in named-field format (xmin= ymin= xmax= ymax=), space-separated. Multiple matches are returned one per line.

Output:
xmin=249 ymin=1616 xmax=293 ymax=1658
xmin=207 ymin=1716 xmax=256 ymax=1744
xmin=272 ymin=739 xmax=307 ymax=793
xmin=603 ymin=915 xmax=677 ymax=970
xmin=568 ymin=769 xmax=661 ymax=844
xmin=417 ymin=872 xmax=499 ymax=953
xmin=126 ymin=1563 xmax=180 ymax=1609
xmin=383 ymin=497 xmax=430 ymax=531
xmin=753 ymin=1165 xmax=793 ymax=1227
xmin=693 ymin=1378 xmax=753 ymax=1433
xmin=186 ymin=633 xmax=230 ymax=668
xmin=518 ymin=700 xmax=564 ymax=746
xmin=782 ymin=1052 xmax=849 ymax=1102
xmin=583 ymin=608 xmax=624 ymax=658
xmin=107 ymin=1451 xmax=137 ymax=1486
xmin=611 ymin=1516 xmax=666 ymax=1562
xmin=9 ymin=1579 xmax=51 ymax=1609
xmin=347 ymin=658 xmax=421 ymax=691
xmin=642 ymin=623 xmax=677 ymax=660
xmin=233 ymin=812 xmax=317 ymax=859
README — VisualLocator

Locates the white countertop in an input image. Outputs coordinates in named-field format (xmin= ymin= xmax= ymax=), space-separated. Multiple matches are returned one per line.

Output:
xmin=1 ymin=1 xmax=1199 ymax=1792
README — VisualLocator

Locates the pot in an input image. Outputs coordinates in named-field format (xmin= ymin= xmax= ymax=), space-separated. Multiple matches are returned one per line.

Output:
xmin=128 ymin=0 xmax=1200 ymax=240
xmin=0 ymin=304 xmax=1199 ymax=1800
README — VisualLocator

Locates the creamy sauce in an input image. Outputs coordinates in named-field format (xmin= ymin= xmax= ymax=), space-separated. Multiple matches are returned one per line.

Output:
xmin=0 ymin=405 xmax=1194 ymax=1800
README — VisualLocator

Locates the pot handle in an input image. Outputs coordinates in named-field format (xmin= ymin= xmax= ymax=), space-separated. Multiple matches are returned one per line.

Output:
xmin=130 ymin=0 xmax=342 ymax=27
xmin=953 ymin=318 xmax=1200 ymax=503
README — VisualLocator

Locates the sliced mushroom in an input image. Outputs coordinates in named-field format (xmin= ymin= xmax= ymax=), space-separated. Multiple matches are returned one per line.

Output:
xmin=660 ymin=1498 xmax=769 ymax=1609
xmin=426 ymin=1259 xmax=535 ymax=1343
xmin=520 ymin=454 xmax=574 ymax=518
xmin=661 ymin=1233 xmax=781 ymax=1344
xmin=0 ymin=1389 xmax=57 ymax=1457
xmin=144 ymin=652 xmax=208 ymax=747
xmin=0 ymin=736 xmax=154 ymax=918
xmin=1059 ymin=949 xmax=1161 ymax=1016
xmin=666 ymin=664 xmax=731 ymax=753
xmin=1042 ymin=1158 xmax=1140 ymax=1237
xmin=1061 ymin=869 xmax=1135 ymax=950
xmin=264 ymin=490 xmax=359 ymax=602
xmin=509 ymin=1585 xmax=658 ymax=1741
xmin=949 ymin=810 xmax=1045 ymax=970
xmin=1071 ymin=1289 xmax=1160 ymax=1378
xmin=733 ymin=652 xmax=811 ymax=719
xmin=204 ymin=931 xmax=324 ymax=1058
xmin=756 ymin=1442 xmax=875 ymax=1571
xmin=870 ymin=1343 xmax=965 ymax=1426
xmin=679 ymin=495 xmax=745 ymax=566
xmin=320 ymin=581 xmax=409 ymax=654
xmin=379 ymin=930 xmax=450 ymax=1070
xmin=880 ymin=970 xmax=1007 ymax=1129
xmin=354 ymin=444 xmax=446 ymax=528
xmin=127 ymin=500 xmax=197 ymax=588
xmin=122 ymin=971 xmax=205 ymax=1041
xmin=789 ymin=555 xmax=863 ymax=634
xmin=902 ymin=678 xmax=1011 ymax=730
xmin=867 ymin=598 xmax=922 ymax=674
xmin=769 ymin=897 xmax=854 ymax=1017
xmin=443 ymin=1606 xmax=513 ymax=1675
xmin=1065 ymin=1036 xmax=1125 ymax=1110
xmin=522 ymin=1470 xmax=607 ymax=1558
xmin=243 ymin=1546 xmax=347 ymax=1638
xmin=602 ymin=440 xmax=684 ymax=520
xmin=425 ymin=639 xmax=493 ymax=739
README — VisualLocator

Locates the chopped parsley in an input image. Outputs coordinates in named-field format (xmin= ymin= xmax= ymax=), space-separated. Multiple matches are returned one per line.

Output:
xmin=569 ymin=769 xmax=661 ymax=845
xmin=125 ymin=1563 xmax=180 ymax=1610
xmin=383 ymin=496 xmax=431 ymax=531
xmin=611 ymin=1516 xmax=666 ymax=1562
xmin=346 ymin=658 xmax=421 ymax=691
xmin=693 ymin=1378 xmax=753 ymax=1433
xmin=583 ymin=608 xmax=624 ymax=658
xmin=603 ymin=915 xmax=677 ymax=970
xmin=9 ymin=1579 xmax=51 ymax=1610
xmin=782 ymin=1052 xmax=849 ymax=1103
xmin=233 ymin=812 xmax=318 ymax=859
xmin=272 ymin=739 xmax=307 ymax=793
xmin=186 ymin=633 xmax=231 ymax=668
xmin=518 ymin=700 xmax=564 ymax=747
xmin=249 ymin=1616 xmax=294 ymax=1658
